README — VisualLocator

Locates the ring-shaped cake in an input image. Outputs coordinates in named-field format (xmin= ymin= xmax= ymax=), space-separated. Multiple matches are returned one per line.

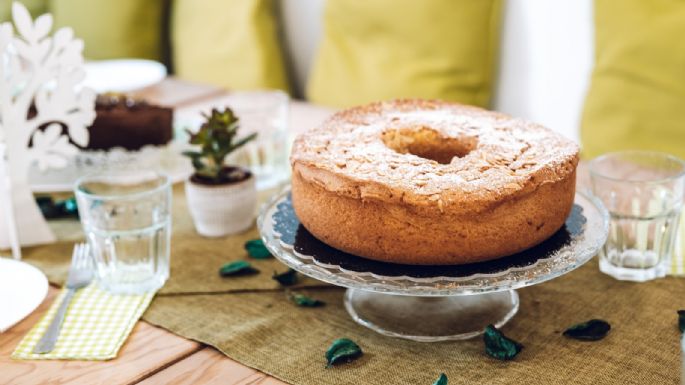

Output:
xmin=290 ymin=100 xmax=579 ymax=265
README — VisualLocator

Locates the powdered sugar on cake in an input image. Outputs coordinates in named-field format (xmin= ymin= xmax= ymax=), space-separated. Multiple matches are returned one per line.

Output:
xmin=291 ymin=99 xmax=578 ymax=212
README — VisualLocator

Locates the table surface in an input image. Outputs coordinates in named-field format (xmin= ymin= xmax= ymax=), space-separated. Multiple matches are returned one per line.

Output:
xmin=0 ymin=78 xmax=319 ymax=385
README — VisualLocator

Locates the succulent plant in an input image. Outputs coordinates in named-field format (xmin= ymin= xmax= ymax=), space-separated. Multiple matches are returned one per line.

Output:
xmin=183 ymin=108 xmax=257 ymax=183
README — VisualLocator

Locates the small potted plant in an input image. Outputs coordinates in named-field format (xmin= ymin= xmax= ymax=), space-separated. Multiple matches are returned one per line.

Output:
xmin=183 ymin=108 xmax=257 ymax=236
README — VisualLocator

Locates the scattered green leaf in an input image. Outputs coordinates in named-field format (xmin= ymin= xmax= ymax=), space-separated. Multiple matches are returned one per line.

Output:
xmin=432 ymin=373 xmax=448 ymax=385
xmin=483 ymin=324 xmax=523 ymax=360
xmin=219 ymin=261 xmax=259 ymax=277
xmin=245 ymin=239 xmax=272 ymax=259
xmin=273 ymin=268 xmax=298 ymax=286
xmin=678 ymin=310 xmax=685 ymax=333
xmin=563 ymin=319 xmax=610 ymax=341
xmin=289 ymin=292 xmax=325 ymax=307
xmin=325 ymin=338 xmax=362 ymax=367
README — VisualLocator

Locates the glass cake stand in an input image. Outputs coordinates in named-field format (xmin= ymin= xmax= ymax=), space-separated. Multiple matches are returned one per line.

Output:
xmin=257 ymin=187 xmax=609 ymax=342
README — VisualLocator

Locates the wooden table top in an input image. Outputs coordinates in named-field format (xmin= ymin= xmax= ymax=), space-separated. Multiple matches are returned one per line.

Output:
xmin=0 ymin=78 xmax=325 ymax=385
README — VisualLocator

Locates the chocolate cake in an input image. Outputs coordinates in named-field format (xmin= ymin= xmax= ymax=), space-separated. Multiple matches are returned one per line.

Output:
xmin=85 ymin=94 xmax=173 ymax=151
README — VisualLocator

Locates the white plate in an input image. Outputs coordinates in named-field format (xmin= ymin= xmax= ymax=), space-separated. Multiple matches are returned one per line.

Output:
xmin=83 ymin=59 xmax=167 ymax=93
xmin=0 ymin=258 xmax=48 ymax=333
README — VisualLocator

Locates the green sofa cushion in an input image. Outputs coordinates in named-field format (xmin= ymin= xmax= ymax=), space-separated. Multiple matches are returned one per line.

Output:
xmin=50 ymin=0 xmax=164 ymax=61
xmin=0 ymin=0 xmax=47 ymax=21
xmin=581 ymin=0 xmax=685 ymax=159
xmin=171 ymin=0 xmax=289 ymax=92
xmin=307 ymin=0 xmax=502 ymax=108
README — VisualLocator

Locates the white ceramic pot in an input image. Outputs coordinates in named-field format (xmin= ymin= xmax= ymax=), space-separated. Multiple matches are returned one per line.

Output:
xmin=185 ymin=173 xmax=257 ymax=237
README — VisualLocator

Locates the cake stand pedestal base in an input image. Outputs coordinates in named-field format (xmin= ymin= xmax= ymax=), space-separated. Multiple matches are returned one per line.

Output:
xmin=344 ymin=289 xmax=520 ymax=342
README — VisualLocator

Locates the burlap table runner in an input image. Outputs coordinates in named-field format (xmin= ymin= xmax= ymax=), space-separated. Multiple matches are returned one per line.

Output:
xmin=141 ymin=260 xmax=681 ymax=385
xmin=22 ymin=185 xmax=683 ymax=384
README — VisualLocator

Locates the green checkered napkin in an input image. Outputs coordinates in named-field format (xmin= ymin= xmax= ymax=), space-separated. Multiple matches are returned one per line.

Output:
xmin=12 ymin=284 xmax=154 ymax=360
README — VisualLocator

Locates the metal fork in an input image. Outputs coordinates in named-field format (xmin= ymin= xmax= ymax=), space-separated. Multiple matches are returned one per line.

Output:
xmin=33 ymin=243 xmax=94 ymax=354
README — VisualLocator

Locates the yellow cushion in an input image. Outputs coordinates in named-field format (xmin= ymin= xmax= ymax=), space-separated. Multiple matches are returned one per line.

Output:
xmin=50 ymin=0 xmax=164 ymax=61
xmin=172 ymin=0 xmax=289 ymax=92
xmin=581 ymin=0 xmax=685 ymax=159
xmin=307 ymin=0 xmax=502 ymax=108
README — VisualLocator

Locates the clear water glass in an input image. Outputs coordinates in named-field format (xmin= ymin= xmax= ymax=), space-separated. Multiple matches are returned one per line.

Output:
xmin=590 ymin=151 xmax=685 ymax=281
xmin=75 ymin=171 xmax=171 ymax=294
xmin=222 ymin=90 xmax=289 ymax=190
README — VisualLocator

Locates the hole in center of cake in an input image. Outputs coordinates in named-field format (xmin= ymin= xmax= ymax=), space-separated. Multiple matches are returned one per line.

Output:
xmin=381 ymin=127 xmax=477 ymax=164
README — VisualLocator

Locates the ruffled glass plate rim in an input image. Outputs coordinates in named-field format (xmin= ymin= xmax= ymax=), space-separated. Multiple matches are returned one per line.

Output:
xmin=28 ymin=141 xmax=193 ymax=193
xmin=258 ymin=186 xmax=609 ymax=296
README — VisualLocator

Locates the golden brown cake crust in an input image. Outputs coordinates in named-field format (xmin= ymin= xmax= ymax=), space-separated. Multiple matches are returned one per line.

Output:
xmin=290 ymin=100 xmax=579 ymax=265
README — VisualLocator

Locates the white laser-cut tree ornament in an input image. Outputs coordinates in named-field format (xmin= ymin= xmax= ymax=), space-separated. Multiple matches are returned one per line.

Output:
xmin=0 ymin=2 xmax=95 ymax=257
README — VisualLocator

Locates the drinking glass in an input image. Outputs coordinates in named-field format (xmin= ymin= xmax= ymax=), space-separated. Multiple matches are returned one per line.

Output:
xmin=75 ymin=171 xmax=171 ymax=294
xmin=222 ymin=90 xmax=289 ymax=190
xmin=590 ymin=151 xmax=685 ymax=281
